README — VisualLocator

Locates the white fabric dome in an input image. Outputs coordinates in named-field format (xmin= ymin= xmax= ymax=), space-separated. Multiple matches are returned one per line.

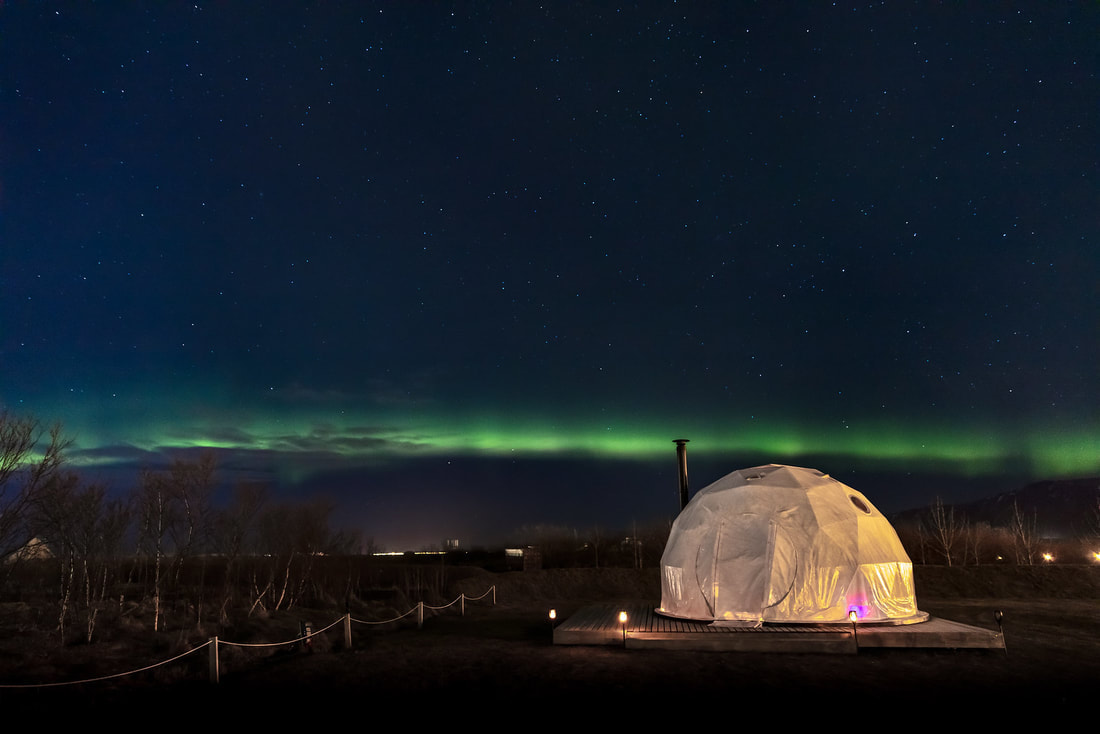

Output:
xmin=658 ymin=464 xmax=923 ymax=624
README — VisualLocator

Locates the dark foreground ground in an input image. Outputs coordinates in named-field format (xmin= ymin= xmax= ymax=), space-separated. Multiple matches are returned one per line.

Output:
xmin=2 ymin=566 xmax=1098 ymax=722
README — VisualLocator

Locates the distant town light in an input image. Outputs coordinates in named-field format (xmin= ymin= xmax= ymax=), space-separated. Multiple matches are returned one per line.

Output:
xmin=1042 ymin=552 xmax=1054 ymax=563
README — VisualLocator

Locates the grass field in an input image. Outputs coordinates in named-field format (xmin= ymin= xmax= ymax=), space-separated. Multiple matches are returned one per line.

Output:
xmin=2 ymin=566 xmax=1098 ymax=720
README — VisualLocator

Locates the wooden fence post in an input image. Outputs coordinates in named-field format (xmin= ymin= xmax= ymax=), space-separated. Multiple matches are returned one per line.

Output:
xmin=209 ymin=637 xmax=219 ymax=684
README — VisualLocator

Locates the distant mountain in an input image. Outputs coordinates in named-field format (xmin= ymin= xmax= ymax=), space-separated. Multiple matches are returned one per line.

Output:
xmin=893 ymin=476 xmax=1100 ymax=539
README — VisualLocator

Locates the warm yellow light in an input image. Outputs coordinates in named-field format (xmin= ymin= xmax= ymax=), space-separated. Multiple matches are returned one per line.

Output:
xmin=618 ymin=611 xmax=628 ymax=624
xmin=848 ymin=610 xmax=857 ymax=623
xmin=1042 ymin=552 xmax=1054 ymax=563
xmin=1092 ymin=552 xmax=1100 ymax=563
xmin=549 ymin=609 xmax=556 ymax=620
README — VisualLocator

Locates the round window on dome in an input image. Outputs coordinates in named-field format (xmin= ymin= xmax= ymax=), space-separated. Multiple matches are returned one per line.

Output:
xmin=849 ymin=495 xmax=871 ymax=514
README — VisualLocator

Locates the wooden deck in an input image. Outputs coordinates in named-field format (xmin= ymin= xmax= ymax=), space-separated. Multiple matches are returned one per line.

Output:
xmin=553 ymin=603 xmax=1004 ymax=653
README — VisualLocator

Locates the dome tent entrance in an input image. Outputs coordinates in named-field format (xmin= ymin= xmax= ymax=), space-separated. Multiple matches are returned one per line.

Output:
xmin=658 ymin=464 xmax=924 ymax=625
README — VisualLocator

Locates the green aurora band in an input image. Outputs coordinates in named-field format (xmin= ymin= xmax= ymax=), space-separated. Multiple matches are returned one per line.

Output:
xmin=57 ymin=403 xmax=1100 ymax=480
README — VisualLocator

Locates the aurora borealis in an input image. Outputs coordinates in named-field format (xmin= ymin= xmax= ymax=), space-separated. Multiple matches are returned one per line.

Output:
xmin=2 ymin=4 xmax=1097 ymax=549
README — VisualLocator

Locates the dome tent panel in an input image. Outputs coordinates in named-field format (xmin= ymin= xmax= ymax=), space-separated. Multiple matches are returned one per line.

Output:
xmin=767 ymin=526 xmax=856 ymax=622
xmin=763 ymin=520 xmax=798 ymax=610
xmin=707 ymin=513 xmax=772 ymax=620
xmin=855 ymin=561 xmax=919 ymax=620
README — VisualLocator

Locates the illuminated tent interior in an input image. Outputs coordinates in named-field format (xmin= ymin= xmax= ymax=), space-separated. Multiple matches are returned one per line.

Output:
xmin=658 ymin=464 xmax=926 ymax=625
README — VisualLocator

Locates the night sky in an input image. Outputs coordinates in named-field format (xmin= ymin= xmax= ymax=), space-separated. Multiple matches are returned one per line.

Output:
xmin=2 ymin=3 xmax=1097 ymax=549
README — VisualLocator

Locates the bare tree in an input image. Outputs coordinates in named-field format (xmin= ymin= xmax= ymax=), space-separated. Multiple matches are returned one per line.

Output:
xmin=165 ymin=454 xmax=216 ymax=627
xmin=164 ymin=453 xmax=216 ymax=580
xmin=31 ymin=472 xmax=80 ymax=642
xmin=912 ymin=522 xmax=928 ymax=565
xmin=135 ymin=468 xmax=173 ymax=631
xmin=1010 ymin=498 xmax=1039 ymax=565
xmin=212 ymin=481 xmax=266 ymax=623
xmin=1084 ymin=493 xmax=1100 ymax=555
xmin=635 ymin=517 xmax=675 ymax=569
xmin=132 ymin=453 xmax=218 ymax=631
xmin=966 ymin=521 xmax=995 ymax=565
xmin=32 ymin=473 xmax=130 ymax=643
xmin=0 ymin=414 xmax=67 ymax=572
xmin=924 ymin=496 xmax=965 ymax=566
xmin=249 ymin=500 xmax=351 ymax=615
xmin=588 ymin=524 xmax=604 ymax=568
xmin=1093 ymin=494 xmax=1100 ymax=538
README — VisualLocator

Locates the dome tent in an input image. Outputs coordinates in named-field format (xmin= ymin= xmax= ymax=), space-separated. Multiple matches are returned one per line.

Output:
xmin=658 ymin=464 xmax=924 ymax=624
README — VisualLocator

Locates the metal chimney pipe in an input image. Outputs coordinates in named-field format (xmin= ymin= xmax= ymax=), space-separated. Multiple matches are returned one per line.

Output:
xmin=673 ymin=439 xmax=690 ymax=510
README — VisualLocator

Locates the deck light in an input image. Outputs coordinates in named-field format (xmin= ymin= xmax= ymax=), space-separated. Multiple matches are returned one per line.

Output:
xmin=619 ymin=610 xmax=628 ymax=646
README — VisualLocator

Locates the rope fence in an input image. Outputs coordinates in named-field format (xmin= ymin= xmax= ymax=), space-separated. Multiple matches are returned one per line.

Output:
xmin=0 ymin=585 xmax=497 ymax=690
